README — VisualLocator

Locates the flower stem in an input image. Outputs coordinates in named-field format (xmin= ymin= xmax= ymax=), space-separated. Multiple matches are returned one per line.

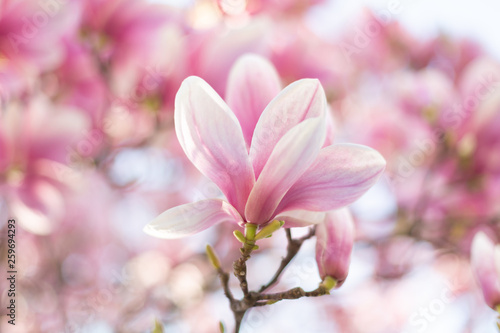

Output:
xmin=259 ymin=226 xmax=316 ymax=293
xmin=212 ymin=225 xmax=321 ymax=333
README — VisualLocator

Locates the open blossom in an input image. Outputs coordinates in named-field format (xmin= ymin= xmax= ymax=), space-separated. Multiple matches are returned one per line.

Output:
xmin=471 ymin=232 xmax=500 ymax=309
xmin=144 ymin=54 xmax=386 ymax=239
xmin=316 ymin=208 xmax=355 ymax=287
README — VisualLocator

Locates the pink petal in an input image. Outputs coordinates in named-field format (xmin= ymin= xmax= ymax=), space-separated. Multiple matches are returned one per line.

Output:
xmin=276 ymin=210 xmax=326 ymax=228
xmin=276 ymin=144 xmax=386 ymax=214
xmin=175 ymin=76 xmax=255 ymax=215
xmin=316 ymin=208 xmax=355 ymax=285
xmin=245 ymin=116 xmax=326 ymax=224
xmin=226 ymin=54 xmax=282 ymax=148
xmin=143 ymin=199 xmax=242 ymax=239
xmin=249 ymin=79 xmax=327 ymax=179
xmin=471 ymin=232 xmax=500 ymax=309
xmin=324 ymin=108 xmax=336 ymax=147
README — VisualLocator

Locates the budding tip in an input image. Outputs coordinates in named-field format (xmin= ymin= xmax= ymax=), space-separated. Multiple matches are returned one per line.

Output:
xmin=233 ymin=230 xmax=246 ymax=243
xmin=205 ymin=244 xmax=221 ymax=269
xmin=153 ymin=319 xmax=164 ymax=333
xmin=254 ymin=220 xmax=285 ymax=240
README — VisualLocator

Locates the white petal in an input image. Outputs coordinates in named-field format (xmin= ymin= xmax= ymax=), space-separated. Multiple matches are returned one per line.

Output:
xmin=143 ymin=199 xmax=242 ymax=239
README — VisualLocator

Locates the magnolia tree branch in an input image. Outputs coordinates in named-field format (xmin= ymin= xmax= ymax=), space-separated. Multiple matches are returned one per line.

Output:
xmin=253 ymin=284 xmax=330 ymax=301
xmin=233 ymin=242 xmax=254 ymax=296
xmin=213 ymin=226 xmax=322 ymax=333
xmin=259 ymin=227 xmax=317 ymax=293
xmin=216 ymin=267 xmax=234 ymax=303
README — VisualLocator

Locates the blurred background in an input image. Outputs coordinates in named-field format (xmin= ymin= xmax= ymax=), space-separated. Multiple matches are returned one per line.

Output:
xmin=1 ymin=0 xmax=500 ymax=332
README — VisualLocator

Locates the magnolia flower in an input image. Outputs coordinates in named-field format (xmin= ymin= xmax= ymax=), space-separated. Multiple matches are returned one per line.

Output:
xmin=315 ymin=208 xmax=355 ymax=287
xmin=144 ymin=55 xmax=386 ymax=239
xmin=471 ymin=232 xmax=500 ymax=310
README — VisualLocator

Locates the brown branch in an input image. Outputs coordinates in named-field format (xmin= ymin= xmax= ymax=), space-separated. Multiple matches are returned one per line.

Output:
xmin=214 ymin=266 xmax=248 ymax=333
xmin=233 ymin=242 xmax=255 ymax=297
xmin=214 ymin=226 xmax=322 ymax=333
xmin=217 ymin=268 xmax=234 ymax=303
xmin=253 ymin=284 xmax=329 ymax=302
xmin=259 ymin=226 xmax=317 ymax=293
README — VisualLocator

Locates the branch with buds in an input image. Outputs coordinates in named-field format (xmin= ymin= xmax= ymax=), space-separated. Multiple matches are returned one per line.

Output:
xmin=206 ymin=220 xmax=342 ymax=333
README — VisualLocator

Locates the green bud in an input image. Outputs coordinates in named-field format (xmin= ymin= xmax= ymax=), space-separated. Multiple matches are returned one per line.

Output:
xmin=206 ymin=244 xmax=221 ymax=269
xmin=266 ymin=300 xmax=279 ymax=305
xmin=219 ymin=321 xmax=225 ymax=333
xmin=245 ymin=223 xmax=258 ymax=242
xmin=320 ymin=276 xmax=337 ymax=291
xmin=252 ymin=245 xmax=259 ymax=251
xmin=255 ymin=220 xmax=285 ymax=240
xmin=233 ymin=230 xmax=246 ymax=243
xmin=153 ymin=319 xmax=164 ymax=333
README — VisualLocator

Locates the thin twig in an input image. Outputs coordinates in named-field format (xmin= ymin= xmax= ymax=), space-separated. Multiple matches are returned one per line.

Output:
xmin=215 ymin=266 xmax=247 ymax=333
xmin=215 ymin=225 xmax=321 ymax=333
xmin=259 ymin=226 xmax=317 ymax=293
xmin=217 ymin=268 xmax=234 ymax=303
xmin=253 ymin=284 xmax=329 ymax=302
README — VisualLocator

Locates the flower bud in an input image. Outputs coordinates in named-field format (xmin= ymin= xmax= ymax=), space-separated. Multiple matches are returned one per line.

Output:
xmin=471 ymin=232 xmax=500 ymax=309
xmin=315 ymin=208 xmax=354 ymax=287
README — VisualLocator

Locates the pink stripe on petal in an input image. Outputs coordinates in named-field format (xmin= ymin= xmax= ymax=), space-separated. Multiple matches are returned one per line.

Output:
xmin=226 ymin=54 xmax=282 ymax=148
xmin=245 ymin=116 xmax=326 ymax=224
xmin=175 ymin=76 xmax=255 ymax=215
xmin=276 ymin=144 xmax=386 ymax=214
xmin=143 ymin=199 xmax=242 ymax=239
xmin=323 ymin=108 xmax=336 ymax=147
xmin=249 ymin=79 xmax=327 ymax=179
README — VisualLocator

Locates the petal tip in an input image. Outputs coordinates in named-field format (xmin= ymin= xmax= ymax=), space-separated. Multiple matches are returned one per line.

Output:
xmin=142 ymin=222 xmax=164 ymax=239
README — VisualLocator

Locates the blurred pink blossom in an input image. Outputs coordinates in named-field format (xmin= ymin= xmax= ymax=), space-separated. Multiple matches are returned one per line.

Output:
xmin=0 ymin=96 xmax=88 ymax=234
xmin=0 ymin=0 xmax=79 ymax=98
